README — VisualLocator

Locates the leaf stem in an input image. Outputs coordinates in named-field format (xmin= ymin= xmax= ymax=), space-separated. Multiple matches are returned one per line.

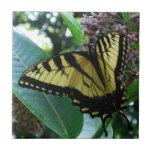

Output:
xmin=43 ymin=93 xmax=70 ymax=138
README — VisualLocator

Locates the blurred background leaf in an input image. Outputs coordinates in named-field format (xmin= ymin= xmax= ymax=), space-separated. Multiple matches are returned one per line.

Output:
xmin=60 ymin=12 xmax=88 ymax=48
xmin=122 ymin=13 xmax=130 ymax=22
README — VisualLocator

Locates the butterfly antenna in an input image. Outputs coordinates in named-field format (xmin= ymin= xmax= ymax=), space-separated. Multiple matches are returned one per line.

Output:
xmin=118 ymin=110 xmax=133 ymax=131
xmin=101 ymin=118 xmax=108 ymax=137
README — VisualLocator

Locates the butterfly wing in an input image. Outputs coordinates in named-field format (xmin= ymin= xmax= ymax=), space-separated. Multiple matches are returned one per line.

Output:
xmin=19 ymin=32 xmax=132 ymax=136
xmin=19 ymin=51 xmax=102 ymax=95
xmin=89 ymin=32 xmax=128 ymax=108
xmin=92 ymin=32 xmax=132 ymax=132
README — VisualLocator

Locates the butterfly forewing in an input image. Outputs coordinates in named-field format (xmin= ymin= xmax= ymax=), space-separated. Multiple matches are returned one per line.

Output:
xmin=94 ymin=32 xmax=127 ymax=94
xmin=19 ymin=51 xmax=105 ymax=98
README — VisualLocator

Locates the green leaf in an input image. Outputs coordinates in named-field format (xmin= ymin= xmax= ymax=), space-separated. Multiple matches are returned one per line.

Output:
xmin=12 ymin=29 xmax=83 ymax=138
xmin=126 ymin=79 xmax=139 ymax=103
xmin=121 ymin=13 xmax=130 ymax=22
xmin=60 ymin=12 xmax=88 ymax=48
xmin=131 ymin=43 xmax=139 ymax=51
xmin=78 ymin=114 xmax=101 ymax=138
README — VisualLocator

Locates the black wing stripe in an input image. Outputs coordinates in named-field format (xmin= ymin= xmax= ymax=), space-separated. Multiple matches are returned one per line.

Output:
xmin=53 ymin=56 xmax=63 ymax=69
xmin=100 ymin=37 xmax=107 ymax=51
xmin=37 ymin=67 xmax=44 ymax=80
xmin=97 ymin=40 xmax=107 ymax=76
xmin=63 ymin=53 xmax=101 ymax=90
xmin=42 ymin=60 xmax=51 ymax=72
xmin=105 ymin=35 xmax=111 ymax=47
xmin=82 ymin=74 xmax=89 ymax=88
xmin=89 ymin=45 xmax=106 ymax=89
xmin=33 ymin=65 xmax=39 ymax=71
xmin=100 ymin=37 xmax=110 ymax=58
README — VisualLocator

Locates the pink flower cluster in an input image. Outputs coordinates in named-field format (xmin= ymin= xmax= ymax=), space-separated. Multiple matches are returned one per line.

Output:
xmin=80 ymin=12 xmax=139 ymax=85
xmin=111 ymin=24 xmax=126 ymax=34
xmin=127 ymin=33 xmax=138 ymax=45
xmin=125 ymin=68 xmax=139 ymax=86
xmin=126 ymin=48 xmax=139 ymax=67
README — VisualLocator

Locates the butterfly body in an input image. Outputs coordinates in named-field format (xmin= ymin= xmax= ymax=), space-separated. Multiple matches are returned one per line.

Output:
xmin=19 ymin=32 xmax=132 ymax=136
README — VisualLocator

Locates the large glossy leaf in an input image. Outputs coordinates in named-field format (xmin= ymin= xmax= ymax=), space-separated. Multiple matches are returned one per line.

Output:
xmin=78 ymin=114 xmax=101 ymax=138
xmin=126 ymin=79 xmax=139 ymax=103
xmin=60 ymin=12 xmax=88 ymax=48
xmin=12 ymin=29 xmax=83 ymax=138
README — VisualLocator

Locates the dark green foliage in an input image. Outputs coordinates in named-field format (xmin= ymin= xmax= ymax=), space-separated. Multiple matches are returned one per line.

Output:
xmin=127 ymin=79 xmax=139 ymax=103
